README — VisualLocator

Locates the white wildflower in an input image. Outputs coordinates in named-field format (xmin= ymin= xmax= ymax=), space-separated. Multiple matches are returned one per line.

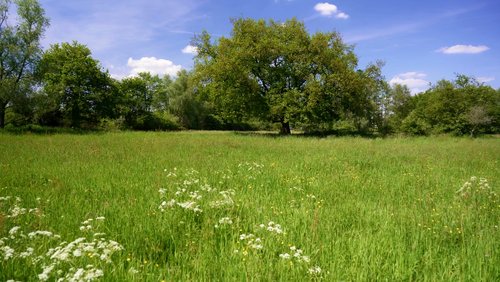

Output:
xmin=251 ymin=242 xmax=263 ymax=250
xmin=200 ymin=184 xmax=214 ymax=192
xmin=300 ymin=255 xmax=311 ymax=263
xmin=72 ymin=268 xmax=85 ymax=281
xmin=7 ymin=205 xmax=26 ymax=218
xmin=279 ymin=253 xmax=291 ymax=260
xmin=80 ymin=225 xmax=92 ymax=231
xmin=239 ymin=234 xmax=254 ymax=241
xmin=29 ymin=207 xmax=40 ymax=214
xmin=9 ymin=226 xmax=21 ymax=236
xmin=95 ymin=216 xmax=105 ymax=221
xmin=218 ymin=217 xmax=233 ymax=225
xmin=177 ymin=201 xmax=202 ymax=213
xmin=308 ymin=265 xmax=322 ymax=275
xmin=1 ymin=246 xmax=15 ymax=260
xmin=28 ymin=230 xmax=53 ymax=238
xmin=19 ymin=247 xmax=34 ymax=258
xmin=73 ymin=249 xmax=82 ymax=257
xmin=38 ymin=264 xmax=55 ymax=281
xmin=265 ymin=221 xmax=283 ymax=234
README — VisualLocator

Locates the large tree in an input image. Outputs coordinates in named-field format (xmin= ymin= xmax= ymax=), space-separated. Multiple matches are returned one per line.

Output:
xmin=194 ymin=18 xmax=383 ymax=134
xmin=0 ymin=0 xmax=49 ymax=127
xmin=38 ymin=41 xmax=116 ymax=127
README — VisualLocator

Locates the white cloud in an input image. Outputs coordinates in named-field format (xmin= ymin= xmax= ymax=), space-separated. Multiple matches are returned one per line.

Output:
xmin=182 ymin=45 xmax=198 ymax=55
xmin=314 ymin=2 xmax=349 ymax=19
xmin=437 ymin=44 xmax=489 ymax=54
xmin=335 ymin=12 xmax=349 ymax=19
xmin=390 ymin=72 xmax=430 ymax=94
xmin=314 ymin=3 xmax=338 ymax=16
xmin=127 ymin=57 xmax=182 ymax=77
xmin=476 ymin=76 xmax=495 ymax=83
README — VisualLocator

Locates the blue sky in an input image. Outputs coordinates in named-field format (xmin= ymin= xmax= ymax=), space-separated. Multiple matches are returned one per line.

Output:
xmin=39 ymin=0 xmax=500 ymax=93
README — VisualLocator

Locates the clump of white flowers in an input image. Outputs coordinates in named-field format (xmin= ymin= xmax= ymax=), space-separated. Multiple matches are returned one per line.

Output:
xmin=215 ymin=217 xmax=233 ymax=228
xmin=308 ymin=265 xmax=322 ymax=276
xmin=279 ymin=245 xmax=310 ymax=263
xmin=259 ymin=221 xmax=284 ymax=234
xmin=1 ymin=195 xmax=122 ymax=281
xmin=234 ymin=219 xmax=321 ymax=276
xmin=158 ymin=169 xmax=238 ymax=214
xmin=456 ymin=177 xmax=496 ymax=198
xmin=238 ymin=233 xmax=263 ymax=251
xmin=456 ymin=177 xmax=498 ymax=212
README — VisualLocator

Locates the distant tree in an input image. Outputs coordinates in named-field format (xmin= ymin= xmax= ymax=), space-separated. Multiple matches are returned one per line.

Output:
xmin=168 ymin=70 xmax=209 ymax=129
xmin=384 ymin=84 xmax=414 ymax=132
xmin=0 ymin=0 xmax=49 ymax=127
xmin=401 ymin=75 xmax=499 ymax=135
xmin=194 ymin=18 xmax=382 ymax=134
xmin=119 ymin=74 xmax=152 ymax=127
xmin=151 ymin=74 xmax=172 ymax=112
xmin=38 ymin=41 xmax=116 ymax=127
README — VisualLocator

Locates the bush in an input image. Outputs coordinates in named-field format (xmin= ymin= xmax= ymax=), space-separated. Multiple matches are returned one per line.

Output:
xmin=98 ymin=117 xmax=126 ymax=131
xmin=133 ymin=112 xmax=181 ymax=131
xmin=400 ymin=112 xmax=431 ymax=135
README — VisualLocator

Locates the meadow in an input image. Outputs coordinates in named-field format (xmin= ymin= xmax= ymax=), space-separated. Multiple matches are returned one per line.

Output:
xmin=0 ymin=131 xmax=499 ymax=281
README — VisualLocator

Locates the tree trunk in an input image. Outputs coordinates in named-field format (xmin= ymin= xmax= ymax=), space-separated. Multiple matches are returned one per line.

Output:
xmin=0 ymin=103 xmax=6 ymax=128
xmin=280 ymin=121 xmax=291 ymax=135
xmin=71 ymin=103 xmax=81 ymax=128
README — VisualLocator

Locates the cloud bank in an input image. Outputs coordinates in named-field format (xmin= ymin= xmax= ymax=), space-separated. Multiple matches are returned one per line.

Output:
xmin=127 ymin=57 xmax=182 ymax=77
xmin=390 ymin=72 xmax=430 ymax=94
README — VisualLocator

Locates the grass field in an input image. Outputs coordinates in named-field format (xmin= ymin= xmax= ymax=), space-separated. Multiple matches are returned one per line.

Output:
xmin=0 ymin=131 xmax=499 ymax=281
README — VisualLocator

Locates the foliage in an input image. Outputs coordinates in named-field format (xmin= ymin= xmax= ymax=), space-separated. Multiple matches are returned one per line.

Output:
xmin=0 ymin=0 xmax=49 ymax=127
xmin=381 ymin=83 xmax=414 ymax=133
xmin=38 ymin=42 xmax=117 ymax=128
xmin=401 ymin=75 xmax=499 ymax=136
xmin=194 ymin=18 xmax=385 ymax=134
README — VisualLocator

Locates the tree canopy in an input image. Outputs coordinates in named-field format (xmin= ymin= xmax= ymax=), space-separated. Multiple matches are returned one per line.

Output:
xmin=0 ymin=0 xmax=49 ymax=127
xmin=193 ymin=18 xmax=385 ymax=134
xmin=38 ymin=42 xmax=116 ymax=127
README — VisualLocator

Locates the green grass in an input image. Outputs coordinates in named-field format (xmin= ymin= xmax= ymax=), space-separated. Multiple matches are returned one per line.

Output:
xmin=0 ymin=131 xmax=499 ymax=281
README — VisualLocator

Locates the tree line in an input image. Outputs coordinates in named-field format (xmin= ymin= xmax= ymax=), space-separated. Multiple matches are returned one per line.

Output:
xmin=1 ymin=0 xmax=498 ymax=135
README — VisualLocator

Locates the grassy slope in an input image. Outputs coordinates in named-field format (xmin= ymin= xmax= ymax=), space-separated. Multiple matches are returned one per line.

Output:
xmin=0 ymin=132 xmax=499 ymax=281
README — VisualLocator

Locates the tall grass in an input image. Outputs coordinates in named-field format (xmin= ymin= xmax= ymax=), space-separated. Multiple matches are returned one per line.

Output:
xmin=1 ymin=132 xmax=499 ymax=281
